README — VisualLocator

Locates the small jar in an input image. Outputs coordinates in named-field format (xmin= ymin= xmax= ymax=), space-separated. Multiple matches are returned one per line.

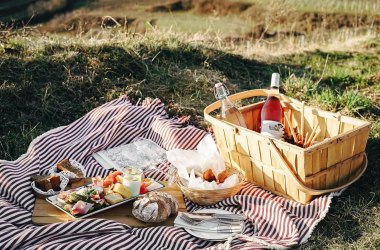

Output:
xmin=122 ymin=168 xmax=143 ymax=196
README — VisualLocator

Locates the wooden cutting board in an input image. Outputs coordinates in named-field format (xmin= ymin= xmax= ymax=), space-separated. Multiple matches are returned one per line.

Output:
xmin=32 ymin=179 xmax=186 ymax=227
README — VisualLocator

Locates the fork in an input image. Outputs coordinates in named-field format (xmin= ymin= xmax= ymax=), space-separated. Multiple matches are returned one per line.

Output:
xmin=182 ymin=212 xmax=246 ymax=221
xmin=180 ymin=213 xmax=242 ymax=226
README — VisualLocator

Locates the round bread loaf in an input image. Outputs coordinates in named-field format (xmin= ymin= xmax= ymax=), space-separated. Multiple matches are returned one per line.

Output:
xmin=157 ymin=192 xmax=178 ymax=216
xmin=132 ymin=192 xmax=178 ymax=223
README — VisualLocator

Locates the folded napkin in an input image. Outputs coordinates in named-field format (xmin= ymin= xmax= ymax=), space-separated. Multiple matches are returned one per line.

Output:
xmin=174 ymin=215 xmax=243 ymax=234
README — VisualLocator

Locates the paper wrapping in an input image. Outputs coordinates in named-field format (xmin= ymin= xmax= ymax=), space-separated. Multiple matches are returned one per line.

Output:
xmin=167 ymin=134 xmax=238 ymax=190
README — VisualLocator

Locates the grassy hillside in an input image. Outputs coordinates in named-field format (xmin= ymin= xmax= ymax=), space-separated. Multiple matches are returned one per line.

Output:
xmin=0 ymin=0 xmax=379 ymax=249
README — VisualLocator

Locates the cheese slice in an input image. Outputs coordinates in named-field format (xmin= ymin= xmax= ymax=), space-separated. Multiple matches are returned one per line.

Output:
xmin=113 ymin=183 xmax=132 ymax=198
xmin=103 ymin=187 xmax=114 ymax=195
xmin=104 ymin=193 xmax=123 ymax=204
xmin=147 ymin=182 xmax=162 ymax=191
xmin=116 ymin=175 xmax=123 ymax=183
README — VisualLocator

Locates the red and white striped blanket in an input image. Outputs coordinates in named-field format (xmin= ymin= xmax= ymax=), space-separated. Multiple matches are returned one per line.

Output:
xmin=0 ymin=96 xmax=335 ymax=249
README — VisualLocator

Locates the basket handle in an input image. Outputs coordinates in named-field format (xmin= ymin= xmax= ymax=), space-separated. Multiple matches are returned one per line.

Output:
xmin=204 ymin=89 xmax=299 ymax=115
xmin=267 ymin=139 xmax=367 ymax=195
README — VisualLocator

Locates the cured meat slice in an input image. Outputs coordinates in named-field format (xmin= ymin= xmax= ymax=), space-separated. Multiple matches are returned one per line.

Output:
xmin=71 ymin=201 xmax=94 ymax=215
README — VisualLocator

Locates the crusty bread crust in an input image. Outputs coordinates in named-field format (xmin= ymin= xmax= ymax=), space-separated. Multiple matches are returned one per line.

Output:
xmin=56 ymin=159 xmax=84 ymax=177
xmin=132 ymin=192 xmax=179 ymax=223
xmin=33 ymin=174 xmax=61 ymax=191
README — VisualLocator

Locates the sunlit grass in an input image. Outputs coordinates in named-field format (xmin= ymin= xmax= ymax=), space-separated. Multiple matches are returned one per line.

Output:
xmin=156 ymin=12 xmax=251 ymax=37
xmin=242 ymin=0 xmax=380 ymax=15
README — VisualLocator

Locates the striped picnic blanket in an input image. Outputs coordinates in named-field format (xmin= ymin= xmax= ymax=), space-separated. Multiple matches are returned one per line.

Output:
xmin=0 ymin=96 xmax=335 ymax=249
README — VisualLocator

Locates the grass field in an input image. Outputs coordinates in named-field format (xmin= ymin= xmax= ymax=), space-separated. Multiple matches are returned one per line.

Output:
xmin=0 ymin=0 xmax=379 ymax=249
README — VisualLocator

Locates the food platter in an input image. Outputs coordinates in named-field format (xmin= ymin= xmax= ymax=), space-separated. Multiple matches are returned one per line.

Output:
xmin=46 ymin=180 xmax=164 ymax=219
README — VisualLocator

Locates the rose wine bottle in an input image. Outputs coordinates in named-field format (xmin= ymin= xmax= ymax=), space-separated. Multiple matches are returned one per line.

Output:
xmin=214 ymin=83 xmax=247 ymax=128
xmin=260 ymin=73 xmax=284 ymax=139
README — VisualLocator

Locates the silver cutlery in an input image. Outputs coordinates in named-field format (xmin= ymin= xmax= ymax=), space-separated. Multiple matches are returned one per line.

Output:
xmin=180 ymin=213 xmax=246 ymax=226
xmin=180 ymin=214 xmax=222 ymax=226
xmin=179 ymin=215 xmax=243 ymax=231
xmin=181 ymin=212 xmax=247 ymax=221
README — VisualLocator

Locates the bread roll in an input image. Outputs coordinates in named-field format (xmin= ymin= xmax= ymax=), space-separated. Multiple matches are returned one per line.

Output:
xmin=56 ymin=159 xmax=84 ymax=178
xmin=132 ymin=192 xmax=178 ymax=223
xmin=33 ymin=174 xmax=61 ymax=191
xmin=203 ymin=169 xmax=216 ymax=182
xmin=217 ymin=170 xmax=231 ymax=184
xmin=49 ymin=175 xmax=61 ymax=191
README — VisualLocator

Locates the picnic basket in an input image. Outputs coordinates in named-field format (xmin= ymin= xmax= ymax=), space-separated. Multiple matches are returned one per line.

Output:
xmin=204 ymin=89 xmax=370 ymax=204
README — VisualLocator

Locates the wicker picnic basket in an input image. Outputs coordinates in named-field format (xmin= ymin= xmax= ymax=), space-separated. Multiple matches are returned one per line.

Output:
xmin=204 ymin=89 xmax=370 ymax=204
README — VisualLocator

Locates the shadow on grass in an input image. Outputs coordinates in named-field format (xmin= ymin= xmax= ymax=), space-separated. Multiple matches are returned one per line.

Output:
xmin=0 ymin=42 xmax=302 ymax=160
xmin=0 ymin=0 xmax=89 ymax=25
xmin=298 ymin=137 xmax=380 ymax=249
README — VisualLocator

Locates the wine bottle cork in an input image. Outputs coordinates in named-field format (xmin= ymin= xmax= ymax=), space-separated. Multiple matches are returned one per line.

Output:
xmin=271 ymin=73 xmax=280 ymax=88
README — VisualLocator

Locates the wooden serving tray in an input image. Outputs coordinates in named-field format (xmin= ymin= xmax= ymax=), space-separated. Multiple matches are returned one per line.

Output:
xmin=32 ymin=178 xmax=186 ymax=227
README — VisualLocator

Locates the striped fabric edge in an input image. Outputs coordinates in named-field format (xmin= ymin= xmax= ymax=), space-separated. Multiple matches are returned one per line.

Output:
xmin=0 ymin=96 xmax=130 ymax=166
xmin=185 ymin=181 xmax=335 ymax=249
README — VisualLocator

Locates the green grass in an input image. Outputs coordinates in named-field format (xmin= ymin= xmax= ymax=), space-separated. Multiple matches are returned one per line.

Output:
xmin=156 ymin=12 xmax=251 ymax=37
xmin=280 ymin=48 xmax=380 ymax=117
xmin=245 ymin=0 xmax=380 ymax=15
xmin=0 ymin=26 xmax=379 ymax=249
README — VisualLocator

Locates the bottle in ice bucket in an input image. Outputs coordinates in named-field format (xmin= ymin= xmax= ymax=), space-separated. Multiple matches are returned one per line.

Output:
xmin=214 ymin=82 xmax=247 ymax=128
xmin=260 ymin=73 xmax=284 ymax=139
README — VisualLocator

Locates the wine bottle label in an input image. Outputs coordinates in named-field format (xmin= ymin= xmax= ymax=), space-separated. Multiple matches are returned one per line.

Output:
xmin=261 ymin=120 xmax=284 ymax=139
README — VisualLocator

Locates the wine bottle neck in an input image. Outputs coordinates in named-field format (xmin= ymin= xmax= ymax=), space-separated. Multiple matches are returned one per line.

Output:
xmin=268 ymin=86 xmax=280 ymax=96
xmin=214 ymin=83 xmax=230 ymax=100
xmin=221 ymin=96 xmax=234 ymax=109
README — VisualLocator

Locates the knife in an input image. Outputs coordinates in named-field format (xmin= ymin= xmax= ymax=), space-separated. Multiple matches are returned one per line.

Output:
xmin=182 ymin=212 xmax=247 ymax=221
